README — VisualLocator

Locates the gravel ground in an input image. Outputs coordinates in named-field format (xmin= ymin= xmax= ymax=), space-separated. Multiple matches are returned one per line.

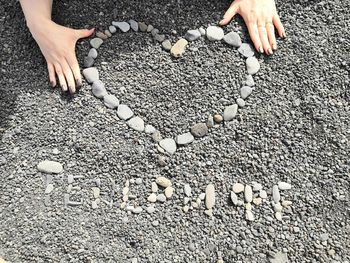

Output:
xmin=1 ymin=0 xmax=350 ymax=262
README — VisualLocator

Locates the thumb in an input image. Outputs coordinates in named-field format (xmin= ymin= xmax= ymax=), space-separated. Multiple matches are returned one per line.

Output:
xmin=75 ymin=28 xmax=95 ymax=39
xmin=219 ymin=2 xmax=239 ymax=26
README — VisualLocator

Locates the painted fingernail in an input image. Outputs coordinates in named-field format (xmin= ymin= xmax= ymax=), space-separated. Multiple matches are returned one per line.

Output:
xmin=61 ymin=84 xmax=67 ymax=91
xmin=76 ymin=79 xmax=82 ymax=88
xmin=68 ymin=86 xmax=76 ymax=94
xmin=50 ymin=81 xmax=55 ymax=88
xmin=259 ymin=46 xmax=264 ymax=53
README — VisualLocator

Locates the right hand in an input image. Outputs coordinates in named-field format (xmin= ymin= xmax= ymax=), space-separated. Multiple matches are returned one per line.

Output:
xmin=29 ymin=19 xmax=94 ymax=93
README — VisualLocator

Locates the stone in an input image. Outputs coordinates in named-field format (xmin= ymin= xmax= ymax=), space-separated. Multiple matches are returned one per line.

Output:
xmin=213 ymin=114 xmax=223 ymax=123
xmin=190 ymin=123 xmax=208 ymax=138
xmin=109 ymin=25 xmax=117 ymax=34
xmin=152 ymin=131 xmax=162 ymax=142
xmin=84 ymin=57 xmax=94 ymax=68
xmin=246 ymin=210 xmax=254 ymax=221
xmin=88 ymin=48 xmax=98 ymax=59
xmin=122 ymin=186 xmax=129 ymax=196
xmin=236 ymin=98 xmax=246 ymax=107
xmin=232 ymin=183 xmax=244 ymax=193
xmin=129 ymin=20 xmax=138 ymax=31
xmin=275 ymin=211 xmax=282 ymax=221
xmin=184 ymin=184 xmax=192 ymax=197
xmin=67 ymin=174 xmax=74 ymax=184
xmin=278 ymin=182 xmax=292 ymax=190
xmin=246 ymin=57 xmax=260 ymax=75
xmin=185 ymin=29 xmax=201 ymax=41
xmin=269 ymin=251 xmax=288 ymax=263
xmin=135 ymin=178 xmax=142 ymax=185
xmin=156 ymin=176 xmax=172 ymax=188
xmin=282 ymin=200 xmax=292 ymax=207
xmin=82 ymin=67 xmax=99 ymax=83
xmin=223 ymin=32 xmax=242 ymax=47
xmin=230 ymin=191 xmax=238 ymax=205
xmin=104 ymin=30 xmax=112 ymax=37
xmin=170 ymin=39 xmax=188 ymax=58
xmin=144 ymin=125 xmax=156 ymax=134
xmin=164 ymin=186 xmax=174 ymax=198
xmin=92 ymin=187 xmax=100 ymax=199
xmin=157 ymin=193 xmax=166 ymax=203
xmin=112 ymin=21 xmax=130 ymax=32
xmin=45 ymin=184 xmax=54 ymax=194
xmin=103 ymin=94 xmax=119 ymax=109
xmin=131 ymin=258 xmax=138 ymax=263
xmin=151 ymin=28 xmax=159 ymax=36
xmin=117 ymin=104 xmax=134 ymax=120
xmin=154 ymin=34 xmax=165 ymax=42
xmin=96 ymin=31 xmax=108 ymax=40
xmin=147 ymin=24 xmax=154 ymax=32
xmin=260 ymin=190 xmax=267 ymax=199
xmin=92 ymin=200 xmax=98 ymax=209
xmin=146 ymin=206 xmax=155 ymax=213
xmin=272 ymin=185 xmax=281 ymax=203
xmin=90 ymin=38 xmax=103 ymax=49
xmin=138 ymin=22 xmax=147 ymax=32
xmin=238 ymin=43 xmax=255 ymax=57
xmin=199 ymin=27 xmax=206 ymax=35
xmin=253 ymin=197 xmax=262 ymax=206
xmin=244 ymin=185 xmax=253 ymax=203
xmin=37 ymin=160 xmax=63 ymax=174
xmin=148 ymin=193 xmax=157 ymax=203
xmin=183 ymin=205 xmax=190 ymax=213
xmin=199 ymin=193 xmax=206 ymax=200
xmin=204 ymin=209 xmax=213 ymax=217
xmin=176 ymin=132 xmax=194 ymax=145
xmin=252 ymin=182 xmax=263 ymax=191
xmin=205 ymin=184 xmax=215 ymax=209
xmin=245 ymin=202 xmax=252 ymax=210
xmin=159 ymin=138 xmax=177 ymax=154
xmin=245 ymin=75 xmax=255 ymax=86
xmin=127 ymin=116 xmax=145 ymax=132
xmin=206 ymin=115 xmax=214 ymax=128
xmin=206 ymin=26 xmax=224 ymax=41
xmin=274 ymin=202 xmax=283 ymax=212
xmin=91 ymin=80 xmax=107 ymax=99
xmin=161 ymin=40 xmax=172 ymax=51
xmin=151 ymin=182 xmax=158 ymax=193
xmin=240 ymin=86 xmax=253 ymax=99
xmin=223 ymin=104 xmax=238 ymax=121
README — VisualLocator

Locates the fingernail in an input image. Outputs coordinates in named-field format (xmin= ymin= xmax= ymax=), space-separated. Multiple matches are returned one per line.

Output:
xmin=268 ymin=48 xmax=273 ymax=55
xmin=61 ymin=84 xmax=67 ymax=91
xmin=272 ymin=43 xmax=277 ymax=50
xmin=259 ymin=46 xmax=264 ymax=53
xmin=50 ymin=81 xmax=55 ymax=88
xmin=219 ymin=19 xmax=224 ymax=25
xmin=76 ymin=79 xmax=82 ymax=88
xmin=282 ymin=32 xmax=286 ymax=38
xmin=68 ymin=86 xmax=76 ymax=94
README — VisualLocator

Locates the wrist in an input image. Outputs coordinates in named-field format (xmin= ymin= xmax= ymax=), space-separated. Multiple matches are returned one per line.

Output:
xmin=27 ymin=16 xmax=52 ymax=34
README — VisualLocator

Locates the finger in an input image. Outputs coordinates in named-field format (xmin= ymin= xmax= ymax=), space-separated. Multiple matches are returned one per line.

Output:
xmin=246 ymin=22 xmax=263 ymax=53
xmin=47 ymin=62 xmax=56 ymax=87
xmin=60 ymin=59 xmax=76 ymax=94
xmin=54 ymin=63 xmax=68 ymax=92
xmin=75 ymin=28 xmax=95 ymax=40
xmin=219 ymin=1 xmax=239 ymax=25
xmin=66 ymin=54 xmax=82 ymax=89
xmin=258 ymin=22 xmax=272 ymax=55
xmin=273 ymin=14 xmax=286 ymax=38
xmin=266 ymin=21 xmax=277 ymax=50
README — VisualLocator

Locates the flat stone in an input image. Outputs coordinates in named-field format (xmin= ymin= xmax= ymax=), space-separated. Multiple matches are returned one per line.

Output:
xmin=252 ymin=182 xmax=263 ymax=191
xmin=162 ymin=40 xmax=172 ymax=51
xmin=151 ymin=28 xmax=159 ymax=36
xmin=88 ymin=48 xmax=98 ymax=59
xmin=232 ymin=183 xmax=244 ymax=193
xmin=117 ymin=104 xmax=134 ymax=120
xmin=128 ymin=20 xmax=138 ymax=31
xmin=176 ymin=132 xmax=194 ymax=145
xmin=275 ymin=211 xmax=282 ymax=221
xmin=244 ymin=185 xmax=253 ymax=203
xmin=206 ymin=26 xmax=224 ymax=41
xmin=269 ymin=251 xmax=288 ymax=263
xmin=138 ymin=22 xmax=148 ymax=32
xmin=278 ymin=182 xmax=292 ymax=190
xmin=92 ymin=187 xmax=100 ymax=199
xmin=230 ymin=191 xmax=238 ymax=205
xmin=246 ymin=57 xmax=260 ymax=75
xmin=103 ymin=94 xmax=119 ymax=109
xmin=282 ymin=200 xmax=292 ymax=207
xmin=151 ymin=182 xmax=158 ymax=192
xmin=82 ymin=67 xmax=99 ymax=83
xmin=45 ymin=184 xmax=54 ymax=194
xmin=156 ymin=176 xmax=172 ymax=188
xmin=240 ymin=86 xmax=253 ymax=99
xmin=184 ymin=184 xmax=192 ymax=197
xmin=253 ymin=197 xmax=262 ymax=206
xmin=144 ymin=124 xmax=156 ymax=134
xmin=90 ymin=38 xmax=103 ymax=49
xmin=223 ymin=32 xmax=242 ymax=47
xmin=274 ymin=202 xmax=283 ymax=212
xmin=37 ymin=160 xmax=63 ymax=174
xmin=238 ymin=43 xmax=255 ymax=57
xmin=190 ymin=123 xmax=208 ymax=138
xmin=109 ymin=25 xmax=117 ymax=34
xmin=205 ymin=184 xmax=215 ymax=209
xmin=170 ymin=39 xmax=188 ymax=58
xmin=104 ymin=30 xmax=112 ymax=37
xmin=245 ymin=75 xmax=255 ymax=86
xmin=154 ymin=34 xmax=165 ymax=42
xmin=272 ymin=185 xmax=281 ymax=203
xmin=157 ymin=193 xmax=166 ymax=203
xmin=259 ymin=190 xmax=268 ymax=199
xmin=127 ymin=116 xmax=145 ymax=132
xmin=223 ymin=104 xmax=238 ymax=121
xmin=152 ymin=130 xmax=162 ymax=142
xmin=112 ymin=21 xmax=130 ymax=32
xmin=164 ymin=186 xmax=174 ymax=198
xmin=185 ymin=29 xmax=201 ymax=41
xmin=84 ymin=56 xmax=94 ymax=68
xmin=206 ymin=115 xmax=214 ymax=128
xmin=147 ymin=24 xmax=154 ymax=32
xmin=148 ymin=193 xmax=157 ymax=203
xmin=92 ymin=80 xmax=107 ymax=98
xmin=199 ymin=193 xmax=206 ymax=200
xmin=246 ymin=210 xmax=254 ymax=221
xmin=96 ymin=31 xmax=108 ymax=40
xmin=146 ymin=206 xmax=155 ymax=213
xmin=199 ymin=27 xmax=206 ymax=36
xmin=159 ymin=138 xmax=177 ymax=154
xmin=236 ymin=98 xmax=246 ymax=107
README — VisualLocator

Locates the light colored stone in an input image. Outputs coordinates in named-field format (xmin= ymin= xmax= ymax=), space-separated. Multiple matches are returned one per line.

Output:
xmin=223 ymin=32 xmax=242 ymax=47
xmin=148 ymin=193 xmax=157 ymax=203
xmin=164 ymin=186 xmax=174 ymax=198
xmin=154 ymin=34 xmax=165 ymax=42
xmin=253 ymin=197 xmax=262 ymax=206
xmin=84 ymin=56 xmax=94 ymax=68
xmin=127 ymin=116 xmax=145 ymax=132
xmin=92 ymin=187 xmax=100 ymax=199
xmin=170 ymin=39 xmax=188 ymax=58
xmin=96 ymin=31 xmax=108 ymax=40
xmin=240 ymin=86 xmax=253 ymax=99
xmin=151 ymin=28 xmax=159 ymax=36
xmin=147 ymin=24 xmax=154 ymax=32
xmin=176 ymin=132 xmax=194 ymax=145
xmin=82 ymin=67 xmax=99 ymax=84
xmin=245 ymin=75 xmax=255 ymax=86
xmin=159 ymin=138 xmax=177 ymax=154
xmin=152 ymin=131 xmax=162 ymax=142
xmin=238 ymin=43 xmax=255 ymax=57
xmin=185 ymin=29 xmax=201 ymax=41
xmin=88 ymin=48 xmax=98 ymax=59
xmin=37 ymin=160 xmax=63 ymax=174
xmin=104 ymin=30 xmax=112 ymax=37
xmin=184 ymin=184 xmax=192 ymax=197
xmin=206 ymin=26 xmax=224 ymax=41
xmin=204 ymin=208 xmax=213 ymax=217
xmin=282 ymin=200 xmax=292 ymax=207
xmin=232 ymin=183 xmax=244 ymax=193
xmin=274 ymin=202 xmax=283 ymax=212
xmin=144 ymin=124 xmax=156 ymax=134
xmin=45 ymin=184 xmax=54 ymax=194
xmin=205 ymin=184 xmax=215 ymax=209
xmin=199 ymin=193 xmax=206 ymax=200
xmin=223 ymin=104 xmax=238 ymax=121
xmin=109 ymin=25 xmax=117 ymax=34
xmin=90 ymin=38 xmax=103 ymax=49
xmin=156 ymin=193 xmax=166 ymax=203
xmin=92 ymin=80 xmax=107 ymax=98
xmin=246 ymin=210 xmax=254 ymax=221
xmin=190 ymin=123 xmax=208 ymax=138
xmin=122 ymin=187 xmax=129 ymax=196
xmin=230 ymin=191 xmax=238 ymax=205
xmin=246 ymin=56 xmax=260 ymax=75
xmin=244 ymin=185 xmax=253 ymax=203
xmin=199 ymin=27 xmax=206 ymax=35
xmin=259 ymin=190 xmax=267 ymax=199
xmin=245 ymin=202 xmax=252 ymax=210
xmin=128 ymin=20 xmax=138 ymax=31
xmin=278 ymin=182 xmax=292 ymax=190
xmin=151 ymin=182 xmax=158 ymax=192
xmin=275 ymin=211 xmax=282 ymax=221
xmin=252 ymin=182 xmax=263 ymax=191
xmin=104 ymin=94 xmax=119 ymax=109
xmin=156 ymin=176 xmax=172 ymax=188
xmin=112 ymin=21 xmax=130 ymax=32
xmin=237 ymin=98 xmax=246 ymax=107
xmin=146 ymin=206 xmax=155 ymax=213
xmin=161 ymin=39 xmax=172 ymax=51
xmin=117 ymin=104 xmax=134 ymax=120
xmin=138 ymin=22 xmax=147 ymax=32
xmin=272 ymin=185 xmax=281 ymax=203
xmin=183 ymin=205 xmax=189 ymax=213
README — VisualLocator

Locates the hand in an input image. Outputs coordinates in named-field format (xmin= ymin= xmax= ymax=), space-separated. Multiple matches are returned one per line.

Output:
xmin=220 ymin=0 xmax=286 ymax=55
xmin=29 ymin=19 xmax=94 ymax=93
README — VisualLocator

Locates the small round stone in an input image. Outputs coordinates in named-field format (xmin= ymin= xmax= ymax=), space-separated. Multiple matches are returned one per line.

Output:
xmin=151 ymin=28 xmax=159 ymax=36
xmin=147 ymin=24 xmax=154 ymax=32
xmin=232 ymin=183 xmax=244 ymax=193
xmin=127 ymin=116 xmax=145 ymax=132
xmin=213 ymin=114 xmax=223 ymax=123
xmin=199 ymin=27 xmax=206 ymax=35
xmin=112 ymin=21 xmax=130 ymax=32
xmin=90 ymin=38 xmax=103 ymax=49
xmin=117 ymin=104 xmax=134 ymax=120
xmin=138 ymin=22 xmax=147 ymax=32
xmin=148 ymin=193 xmax=157 ymax=203
xmin=162 ymin=40 xmax=172 ymax=51
xmin=184 ymin=29 xmax=201 ymax=41
xmin=157 ymin=194 xmax=166 ymax=203
xmin=246 ymin=57 xmax=260 ymax=75
xmin=82 ymin=67 xmax=99 ymax=83
xmin=144 ymin=125 xmax=156 ymax=134
xmin=238 ymin=43 xmax=255 ymax=57
xmin=206 ymin=26 xmax=224 ymax=41
xmin=164 ymin=186 xmax=174 ymax=198
xmin=159 ymin=138 xmax=177 ymax=154
xmin=146 ymin=206 xmax=155 ymax=213
xmin=84 ymin=56 xmax=94 ymax=68
xmin=170 ymin=39 xmax=188 ymax=58
xmin=104 ymin=30 xmax=112 ymax=37
xmin=92 ymin=80 xmax=107 ymax=98
xmin=154 ymin=34 xmax=165 ymax=42
xmin=240 ymin=86 xmax=253 ymax=99
xmin=236 ymin=98 xmax=246 ymax=107
xmin=223 ymin=104 xmax=238 ymax=121
xmin=190 ymin=123 xmax=208 ymax=138
xmin=96 ymin=31 xmax=108 ymax=40
xmin=109 ymin=25 xmax=117 ymax=34
xmin=88 ymin=48 xmax=98 ymax=59
xmin=103 ymin=94 xmax=119 ymax=109
xmin=223 ymin=32 xmax=242 ymax=47
xmin=128 ymin=20 xmax=138 ymax=31
xmin=176 ymin=132 xmax=194 ymax=145
xmin=244 ymin=75 xmax=255 ymax=86
xmin=156 ymin=176 xmax=172 ymax=188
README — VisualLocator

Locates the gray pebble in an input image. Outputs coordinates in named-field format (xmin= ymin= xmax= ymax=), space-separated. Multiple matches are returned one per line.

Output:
xmin=240 ymin=86 xmax=253 ymax=99
xmin=157 ymin=193 xmax=166 ymax=203
xmin=223 ymin=32 xmax=242 ymax=47
xmin=151 ymin=28 xmax=159 ymax=36
xmin=272 ymin=185 xmax=281 ymax=203
xmin=82 ymin=67 xmax=99 ymax=83
xmin=92 ymin=80 xmax=107 ymax=98
xmin=159 ymin=138 xmax=177 ymax=154
xmin=230 ymin=191 xmax=238 ymax=205
xmin=37 ymin=160 xmax=63 ymax=174
xmin=278 ymin=182 xmax=292 ymax=190
xmin=112 ymin=21 xmax=130 ymax=32
xmin=133 ymin=207 xmax=143 ymax=214
xmin=144 ymin=124 xmax=156 ymax=134
xmin=92 ymin=200 xmax=98 ymax=209
xmin=138 ymin=22 xmax=147 ymax=32
xmin=127 ymin=116 xmax=145 ymax=132
xmin=84 ymin=56 xmax=94 ymax=68
xmin=190 ymin=123 xmax=208 ymax=138
xmin=199 ymin=27 xmax=206 ymax=36
xmin=146 ymin=206 xmax=155 ymax=213
xmin=104 ymin=30 xmax=112 ymax=37
xmin=103 ymin=94 xmax=119 ymax=109
xmin=244 ymin=75 xmax=255 ymax=86
xmin=176 ymin=132 xmax=194 ymax=145
xmin=206 ymin=26 xmax=224 ymax=41
xmin=90 ymin=38 xmax=103 ymax=49
xmin=223 ymin=104 xmax=238 ymax=121
xmin=135 ymin=178 xmax=142 ymax=185
xmin=45 ymin=184 xmax=54 ymax=194
xmin=184 ymin=184 xmax=192 ymax=197
xmin=117 ymin=104 xmax=134 ymax=120
xmin=147 ymin=24 xmax=154 ymax=32
xmin=161 ymin=40 xmax=172 ymax=51
xmin=154 ymin=34 xmax=165 ymax=42
xmin=67 ymin=174 xmax=74 ymax=184
xmin=128 ymin=20 xmax=138 ymax=31
xmin=185 ymin=29 xmax=201 ymax=41
xmin=246 ymin=56 xmax=260 ymax=75
xmin=152 ymin=130 xmax=162 ymax=142
xmin=88 ymin=48 xmax=98 ymax=59
xmin=236 ymin=98 xmax=246 ymax=107
xmin=109 ymin=25 xmax=117 ymax=34
xmin=152 ymin=220 xmax=159 ymax=226
xmin=244 ymin=185 xmax=253 ymax=203
xmin=238 ymin=43 xmax=255 ymax=58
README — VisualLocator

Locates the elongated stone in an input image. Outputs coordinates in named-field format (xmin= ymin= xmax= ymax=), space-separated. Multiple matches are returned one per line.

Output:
xmin=156 ymin=176 xmax=172 ymax=188
xmin=92 ymin=80 xmax=107 ymax=98
xmin=244 ymin=185 xmax=253 ymax=203
xmin=117 ymin=104 xmax=134 ymax=120
xmin=37 ymin=160 xmax=63 ymax=174
xmin=176 ymin=132 xmax=194 ymax=145
xmin=170 ymin=39 xmax=188 ymax=58
xmin=103 ymin=94 xmax=119 ymax=109
xmin=127 ymin=116 xmax=145 ymax=132
xmin=205 ymin=184 xmax=215 ymax=209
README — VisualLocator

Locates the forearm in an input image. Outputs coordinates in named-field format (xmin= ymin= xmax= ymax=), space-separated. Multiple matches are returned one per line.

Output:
xmin=19 ymin=0 xmax=53 ymax=30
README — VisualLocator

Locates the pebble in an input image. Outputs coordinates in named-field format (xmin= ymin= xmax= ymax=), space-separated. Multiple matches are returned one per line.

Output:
xmin=161 ymin=40 xmax=172 ymax=51
xmin=176 ymin=132 xmax=194 ymax=145
xmin=151 ymin=28 xmax=159 ymax=36
xmin=240 ymin=86 xmax=253 ymax=99
xmin=245 ymin=75 xmax=255 ymax=86
xmin=122 ymin=187 xmax=129 ymax=196
xmin=117 ymin=104 xmax=134 ymax=120
xmin=272 ymin=185 xmax=281 ymax=203
xmin=230 ymin=191 xmax=238 ymax=205
xmin=154 ymin=34 xmax=165 ymax=42
xmin=278 ymin=182 xmax=292 ymax=190
xmin=88 ymin=48 xmax=98 ymax=59
xmin=144 ymin=124 xmax=156 ymax=134
xmin=82 ymin=67 xmax=99 ymax=83
xmin=45 ymin=184 xmax=54 ymax=194
xmin=128 ymin=20 xmax=138 ymax=31
xmin=90 ymin=38 xmax=103 ymax=49
xmin=246 ymin=210 xmax=254 ymax=221
xmin=92 ymin=80 xmax=107 ymax=98
xmin=170 ymin=39 xmax=188 ymax=58
xmin=152 ymin=131 xmax=162 ymax=142
xmin=133 ymin=207 xmax=143 ymax=214
xmin=282 ymin=200 xmax=292 ymax=207
xmin=156 ymin=176 xmax=172 ymax=188
xmin=67 ymin=174 xmax=74 ymax=184
xmin=223 ymin=104 xmax=238 ymax=121
xmin=92 ymin=200 xmax=98 ymax=209
xmin=236 ymin=98 xmax=246 ymax=107
xmin=157 ymin=194 xmax=166 ymax=203
xmin=184 ymin=29 xmax=201 ymax=41
xmin=147 ymin=24 xmax=154 ymax=32
xmin=274 ymin=202 xmax=283 ymax=212
xmin=244 ymin=185 xmax=253 ymax=203
xmin=104 ymin=30 xmax=112 ymax=37
xmin=199 ymin=27 xmax=206 ymax=35
xmin=246 ymin=57 xmax=260 ymax=75
xmin=159 ymin=138 xmax=177 ymax=154
xmin=135 ymin=178 xmax=142 ymax=185
xmin=275 ymin=212 xmax=282 ymax=221
xmin=164 ymin=186 xmax=174 ymax=198
xmin=146 ymin=206 xmax=155 ymax=213
xmin=269 ymin=251 xmax=288 ymax=263
xmin=223 ymin=32 xmax=242 ymax=47
xmin=238 ymin=43 xmax=255 ymax=57
xmin=199 ymin=193 xmax=206 ymax=200
xmin=206 ymin=26 xmax=224 ymax=41
xmin=232 ymin=183 xmax=244 ymax=193
xmin=103 ymin=94 xmax=119 ymax=109
xmin=190 ymin=123 xmax=208 ymax=138
xmin=112 ymin=21 xmax=130 ymax=32
xmin=206 ymin=115 xmax=214 ymax=128
xmin=96 ymin=31 xmax=108 ymax=40
xmin=131 ymin=258 xmax=138 ymax=263
xmin=213 ymin=114 xmax=223 ymax=123
xmin=152 ymin=220 xmax=159 ymax=226
xmin=127 ymin=116 xmax=145 ymax=132
xmin=126 ymin=206 xmax=134 ymax=212
xmin=151 ymin=182 xmax=158 ymax=193
xmin=84 ymin=56 xmax=94 ymax=68
xmin=37 ymin=161 xmax=63 ymax=174
xmin=92 ymin=187 xmax=100 ymax=199
xmin=147 ymin=193 xmax=156 ymax=202
xmin=184 ymin=184 xmax=192 ymax=197
xmin=259 ymin=190 xmax=267 ymax=199
xmin=204 ymin=209 xmax=213 ymax=217
xmin=138 ymin=22 xmax=147 ymax=32
xmin=109 ymin=25 xmax=117 ymax=34
xmin=205 ymin=184 xmax=215 ymax=209
xmin=245 ymin=202 xmax=252 ymax=210
xmin=253 ymin=197 xmax=262 ymax=206
xmin=183 ymin=205 xmax=189 ymax=213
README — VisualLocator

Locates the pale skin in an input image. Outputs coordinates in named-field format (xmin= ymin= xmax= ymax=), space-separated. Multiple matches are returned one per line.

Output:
xmin=20 ymin=0 xmax=285 ymax=94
